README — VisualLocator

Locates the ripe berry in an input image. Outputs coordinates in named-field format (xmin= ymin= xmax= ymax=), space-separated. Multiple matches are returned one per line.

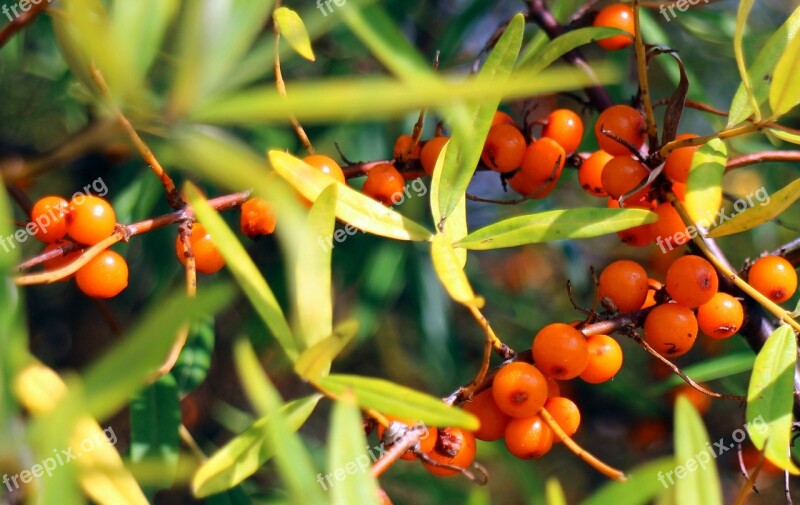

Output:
xmin=650 ymin=202 xmax=690 ymax=247
xmin=75 ymin=249 xmax=128 ymax=299
xmin=462 ymin=389 xmax=511 ymax=441
xmin=579 ymin=150 xmax=613 ymax=197
xmin=303 ymin=154 xmax=345 ymax=184
xmin=504 ymin=415 xmax=553 ymax=459
xmin=510 ymin=138 xmax=565 ymax=197
xmin=543 ymin=397 xmax=580 ymax=438
xmin=598 ymin=260 xmax=649 ymax=312
xmin=663 ymin=133 xmax=700 ymax=183
xmin=377 ymin=416 xmax=436 ymax=461
xmin=594 ymin=105 xmax=645 ymax=156
xmin=422 ymin=427 xmax=476 ymax=477
xmin=31 ymin=196 xmax=70 ymax=243
xmin=601 ymin=156 xmax=649 ymax=200
xmin=666 ymin=255 xmax=719 ymax=308
xmin=240 ymin=198 xmax=276 ymax=238
xmin=492 ymin=110 xmax=516 ymax=126
xmin=672 ymin=181 xmax=687 ymax=201
xmin=593 ymin=3 xmax=635 ymax=50
xmin=579 ymin=334 xmax=624 ymax=384
xmin=481 ymin=124 xmax=527 ymax=173
xmin=362 ymin=163 xmax=406 ymax=206
xmin=748 ymin=255 xmax=798 ymax=303
xmin=491 ymin=362 xmax=548 ymax=418
xmin=393 ymin=134 xmax=421 ymax=160
xmin=175 ymin=224 xmax=226 ymax=275
xmin=43 ymin=241 xmax=82 ymax=274
xmin=420 ymin=136 xmax=449 ymax=176
xmin=66 ymin=195 xmax=116 ymax=246
xmin=532 ymin=323 xmax=589 ymax=380
xmin=542 ymin=109 xmax=584 ymax=154
xmin=644 ymin=303 xmax=698 ymax=357
xmin=697 ymin=292 xmax=743 ymax=339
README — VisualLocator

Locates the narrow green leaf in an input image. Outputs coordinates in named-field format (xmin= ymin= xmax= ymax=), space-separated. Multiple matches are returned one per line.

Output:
xmin=110 ymin=0 xmax=179 ymax=78
xmin=130 ymin=375 xmax=180 ymax=489
xmin=652 ymin=353 xmax=754 ymax=392
xmin=746 ymin=325 xmax=800 ymax=474
xmin=770 ymin=31 xmax=800 ymax=116
xmin=518 ymin=26 xmax=627 ymax=73
xmin=456 ymin=208 xmax=657 ymax=250
xmin=545 ymin=478 xmax=567 ymax=505
xmin=233 ymin=335 xmax=276 ymax=417
xmin=294 ymin=320 xmax=359 ymax=381
xmin=171 ymin=315 xmax=215 ymax=396
xmin=430 ymin=142 xmax=467 ymax=266
xmin=274 ymin=7 xmax=315 ymax=61
xmin=328 ymin=394 xmax=381 ymax=505
xmin=769 ymin=128 xmax=800 ymax=145
xmin=317 ymin=374 xmax=479 ymax=430
xmin=579 ymin=457 xmax=674 ymax=505
xmin=733 ymin=0 xmax=760 ymax=122
xmin=674 ymin=396 xmax=723 ymax=505
xmin=685 ymin=138 xmax=727 ymax=228
xmin=431 ymin=234 xmax=483 ymax=306
xmin=707 ymin=177 xmax=797 ymax=238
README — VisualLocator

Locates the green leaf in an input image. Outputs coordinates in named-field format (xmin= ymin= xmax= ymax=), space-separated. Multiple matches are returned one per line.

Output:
xmin=274 ymin=7 xmax=315 ymax=61
xmin=317 ymin=374 xmax=479 ymax=430
xmin=733 ymin=0 xmax=760 ymax=122
xmin=746 ymin=325 xmax=800 ymax=474
xmin=518 ymin=26 xmax=627 ymax=73
xmin=268 ymin=150 xmax=433 ymax=242
xmin=130 ymin=375 xmax=180 ymax=489
xmin=707 ymin=177 xmax=798 ymax=238
xmin=652 ymin=353 xmax=754 ymax=393
xmin=580 ymin=457 xmax=673 ymax=505
xmin=294 ymin=320 xmax=359 ymax=381
xmin=192 ymin=394 xmax=323 ymax=498
xmin=674 ymin=396 xmax=723 ymax=505
xmin=430 ymin=142 xmax=467 ymax=266
xmin=171 ymin=315 xmax=215 ymax=396
xmin=685 ymin=138 xmax=727 ymax=228
xmin=328 ymin=394 xmax=381 ymax=505
xmin=769 ymin=128 xmax=800 ymax=145
xmin=770 ymin=30 xmax=800 ymax=116
xmin=456 ymin=208 xmax=657 ymax=250
xmin=545 ymin=478 xmax=567 ymax=505
xmin=431 ymin=234 xmax=483 ymax=306
xmin=110 ymin=0 xmax=179 ymax=79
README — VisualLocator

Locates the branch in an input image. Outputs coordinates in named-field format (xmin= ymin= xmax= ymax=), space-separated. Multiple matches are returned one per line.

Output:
xmin=0 ymin=0 xmax=48 ymax=48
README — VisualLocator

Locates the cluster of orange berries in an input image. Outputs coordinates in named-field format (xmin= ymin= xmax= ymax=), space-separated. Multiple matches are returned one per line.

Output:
xmin=31 ymin=194 xmax=126 ymax=299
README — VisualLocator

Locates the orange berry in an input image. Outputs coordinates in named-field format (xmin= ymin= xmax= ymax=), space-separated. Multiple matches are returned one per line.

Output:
xmin=650 ymin=202 xmax=690 ymax=247
xmin=463 ymin=389 xmax=511 ymax=441
xmin=532 ymin=323 xmax=589 ymax=380
xmin=697 ymin=292 xmax=743 ymax=339
xmin=666 ymin=255 xmax=719 ymax=308
xmin=510 ymin=138 xmax=566 ymax=197
xmin=504 ymin=415 xmax=553 ymax=459
xmin=601 ymin=156 xmax=650 ymax=200
xmin=748 ymin=255 xmax=798 ymax=303
xmin=672 ymin=181 xmax=687 ymax=201
xmin=422 ymin=427 xmax=476 ymax=477
xmin=644 ymin=303 xmax=698 ymax=357
xmin=543 ymin=397 xmax=580 ymax=439
xmin=362 ymin=163 xmax=406 ymax=206
xmin=607 ymin=198 xmax=653 ymax=247
xmin=663 ymin=134 xmax=700 ymax=183
xmin=593 ymin=3 xmax=635 ymax=50
xmin=303 ymin=154 xmax=345 ymax=184
xmin=492 ymin=110 xmax=516 ymax=126
xmin=491 ymin=362 xmax=548 ymax=418
xmin=393 ymin=134 xmax=421 ymax=160
xmin=240 ymin=198 xmax=276 ymax=238
xmin=481 ymin=124 xmax=527 ymax=173
xmin=598 ymin=260 xmax=649 ymax=312
xmin=542 ymin=109 xmax=584 ymax=154
xmin=175 ymin=223 xmax=226 ymax=275
xmin=579 ymin=150 xmax=613 ymax=197
xmin=75 ymin=249 xmax=128 ymax=299
xmin=594 ymin=105 xmax=645 ymax=156
xmin=43 ymin=241 xmax=82 ymax=275
xmin=30 ymin=196 xmax=70 ymax=243
xmin=420 ymin=136 xmax=449 ymax=176
xmin=66 ymin=195 xmax=116 ymax=246
xmin=377 ymin=416 xmax=436 ymax=461
xmin=579 ymin=334 xmax=624 ymax=384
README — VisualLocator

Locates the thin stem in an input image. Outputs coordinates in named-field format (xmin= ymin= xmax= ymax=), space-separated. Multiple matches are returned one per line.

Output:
xmin=632 ymin=0 xmax=658 ymax=148
xmin=657 ymin=123 xmax=760 ymax=159
xmin=468 ymin=305 xmax=516 ymax=361
xmin=179 ymin=424 xmax=207 ymax=463
xmin=0 ymin=0 xmax=48 ymax=48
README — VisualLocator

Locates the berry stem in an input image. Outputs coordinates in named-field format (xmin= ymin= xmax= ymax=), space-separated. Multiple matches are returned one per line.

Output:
xmin=0 ymin=0 xmax=48 ymax=49
xmin=656 ymin=123 xmax=759 ymax=160
xmin=468 ymin=305 xmax=516 ymax=361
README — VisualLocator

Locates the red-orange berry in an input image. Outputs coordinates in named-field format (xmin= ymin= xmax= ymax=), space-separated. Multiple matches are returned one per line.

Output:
xmin=650 ymin=202 xmax=690 ymax=247
xmin=594 ymin=105 xmax=646 ymax=156
xmin=303 ymin=154 xmax=345 ymax=184
xmin=481 ymin=124 xmax=527 ymax=173
xmin=377 ymin=416 xmax=437 ymax=461
xmin=393 ymin=134 xmax=421 ymax=160
xmin=748 ymin=255 xmax=798 ymax=303
xmin=532 ymin=323 xmax=589 ymax=380
xmin=30 ymin=196 xmax=70 ymax=243
xmin=43 ymin=241 xmax=82 ymax=275
xmin=420 ymin=136 xmax=449 ymax=176
xmin=644 ymin=303 xmax=698 ymax=357
xmin=601 ymin=156 xmax=649 ymax=200
xmin=543 ymin=397 xmax=580 ymax=439
xmin=240 ymin=198 xmax=276 ymax=238
xmin=422 ymin=427 xmax=476 ymax=477
xmin=492 ymin=110 xmax=516 ymax=126
xmin=175 ymin=223 xmax=226 ymax=275
xmin=75 ymin=249 xmax=128 ymax=299
xmin=593 ymin=3 xmax=635 ymax=50
xmin=542 ymin=109 xmax=584 ymax=154
xmin=491 ymin=362 xmax=548 ymax=418
xmin=579 ymin=334 xmax=624 ymax=384
xmin=509 ymin=138 xmax=565 ymax=197
xmin=504 ymin=415 xmax=553 ymax=459
xmin=666 ymin=255 xmax=719 ymax=308
xmin=463 ymin=389 xmax=511 ymax=441
xmin=66 ymin=195 xmax=116 ymax=246
xmin=362 ymin=163 xmax=406 ymax=206
xmin=697 ymin=292 xmax=744 ymax=339
xmin=579 ymin=150 xmax=613 ymax=197
xmin=607 ymin=198 xmax=653 ymax=247
xmin=598 ymin=260 xmax=649 ymax=312
xmin=663 ymin=133 xmax=700 ymax=183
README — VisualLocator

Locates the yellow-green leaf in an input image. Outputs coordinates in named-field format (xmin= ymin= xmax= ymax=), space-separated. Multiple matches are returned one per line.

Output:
xmin=685 ymin=138 xmax=727 ymax=228
xmin=233 ymin=335 xmax=274 ymax=417
xmin=430 ymin=142 xmax=467 ymax=266
xmin=707 ymin=178 xmax=796 ymax=237
xmin=579 ymin=457 xmax=674 ymax=505
xmin=274 ymin=7 xmax=315 ymax=61
xmin=294 ymin=320 xmax=359 ymax=381
xmin=545 ymin=478 xmax=567 ymax=505
xmin=770 ymin=25 xmax=800 ymax=117
xmin=431 ymin=234 xmax=483 ymax=307
xmin=518 ymin=26 xmax=628 ymax=73
xmin=674 ymin=396 xmax=723 ymax=505
xmin=769 ymin=128 xmax=800 ymax=145
xmin=733 ymin=0 xmax=760 ymax=122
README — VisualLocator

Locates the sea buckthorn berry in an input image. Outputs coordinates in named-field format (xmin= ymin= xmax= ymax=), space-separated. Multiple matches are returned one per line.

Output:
xmin=644 ymin=303 xmax=698 ymax=357
xmin=481 ymin=124 xmax=527 ymax=173
xmin=594 ymin=105 xmax=646 ymax=156
xmin=43 ymin=241 xmax=82 ymax=274
xmin=422 ymin=427 xmax=476 ymax=477
xmin=697 ymin=292 xmax=743 ymax=339
xmin=175 ymin=224 xmax=226 ymax=275
xmin=579 ymin=150 xmax=613 ymax=197
xmin=600 ymin=156 xmax=649 ymax=200
xmin=362 ymin=163 xmax=406 ymax=206
xmin=593 ymin=3 xmax=635 ymax=50
xmin=532 ymin=323 xmax=589 ymax=380
xmin=491 ymin=362 xmax=548 ymax=418
xmin=420 ymin=136 xmax=449 ymax=176
xmin=598 ymin=260 xmax=649 ymax=312
xmin=542 ymin=109 xmax=584 ymax=154
xmin=748 ymin=255 xmax=798 ymax=303
xmin=663 ymin=133 xmax=700 ymax=183
xmin=377 ymin=416 xmax=437 ymax=461
xmin=672 ymin=181 xmax=687 ymax=201
xmin=463 ymin=389 xmax=511 ymax=441
xmin=492 ymin=110 xmax=516 ymax=126
xmin=579 ymin=334 xmax=624 ymax=384
xmin=75 ymin=249 xmax=128 ymax=299
xmin=393 ymin=134 xmax=421 ymax=160
xmin=240 ymin=198 xmax=276 ymax=238
xmin=504 ymin=415 xmax=553 ymax=459
xmin=510 ymin=138 xmax=566 ymax=197
xmin=543 ymin=397 xmax=580 ymax=439
xmin=607 ymin=198 xmax=653 ymax=247
xmin=303 ymin=154 xmax=345 ymax=184
xmin=66 ymin=195 xmax=116 ymax=246
xmin=666 ymin=255 xmax=719 ymax=308
xmin=650 ymin=202 xmax=690 ymax=248
xmin=31 ymin=196 xmax=70 ymax=243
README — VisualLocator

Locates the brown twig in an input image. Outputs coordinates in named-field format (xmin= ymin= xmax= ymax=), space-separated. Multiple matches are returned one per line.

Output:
xmin=0 ymin=0 xmax=49 ymax=48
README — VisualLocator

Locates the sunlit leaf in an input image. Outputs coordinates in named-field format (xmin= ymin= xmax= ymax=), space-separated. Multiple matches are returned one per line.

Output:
xmin=580 ymin=457 xmax=673 ymax=505
xmin=545 ymin=478 xmax=567 ymax=505
xmin=329 ymin=393 xmax=381 ymax=505
xmin=430 ymin=142 xmax=467 ymax=266
xmin=674 ymin=397 xmax=722 ymax=505
xmin=294 ymin=320 xmax=359 ymax=381
xmin=733 ymin=0 xmax=760 ymax=122
xmin=685 ymin=138 xmax=727 ymax=228
xmin=652 ymin=353 xmax=754 ymax=392
xmin=769 ymin=128 xmax=800 ymax=145
xmin=770 ymin=29 xmax=800 ymax=116
xmin=274 ymin=7 xmax=315 ymax=61
xmin=431 ymin=234 xmax=483 ymax=306
xmin=707 ymin=177 xmax=799 ymax=237
xmin=518 ymin=26 xmax=627 ymax=73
